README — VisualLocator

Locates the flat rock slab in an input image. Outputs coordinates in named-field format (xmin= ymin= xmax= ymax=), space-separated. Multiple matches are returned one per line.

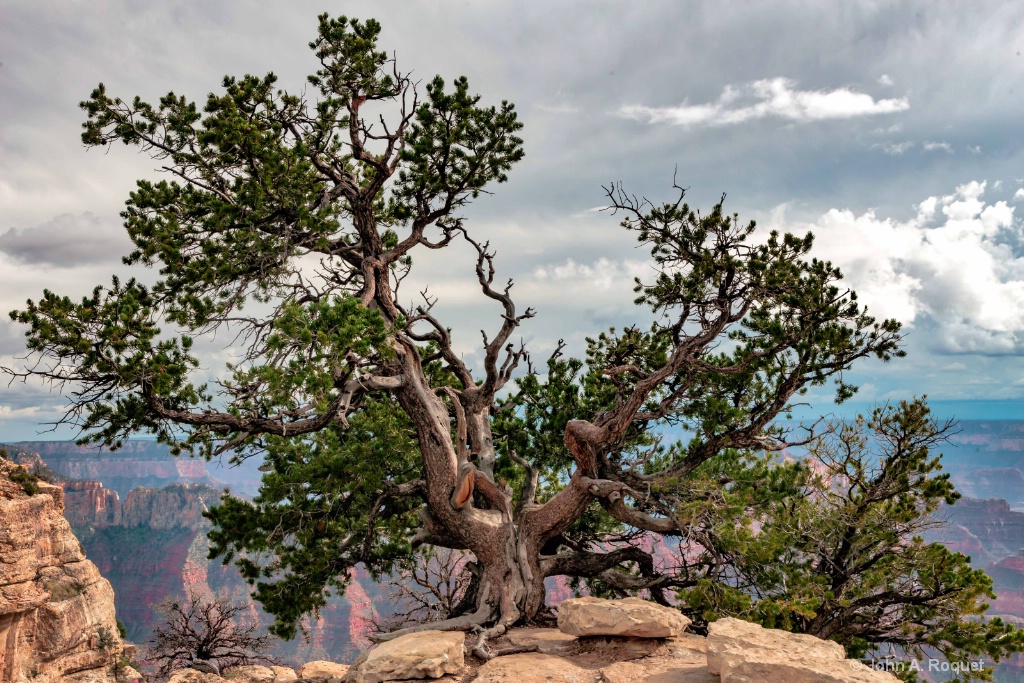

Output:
xmin=557 ymin=597 xmax=690 ymax=639
xmin=720 ymin=650 xmax=900 ymax=683
xmin=168 ymin=671 xmax=228 ymax=683
xmin=568 ymin=636 xmax=674 ymax=667
xmin=505 ymin=628 xmax=577 ymax=654
xmin=473 ymin=653 xmax=592 ymax=683
xmin=601 ymin=657 xmax=716 ymax=683
xmin=664 ymin=633 xmax=707 ymax=661
xmin=345 ymin=630 xmax=464 ymax=683
xmin=271 ymin=666 xmax=299 ymax=682
xmin=299 ymin=661 xmax=349 ymax=681
xmin=707 ymin=618 xmax=898 ymax=683
xmin=225 ymin=665 xmax=275 ymax=682
xmin=707 ymin=617 xmax=845 ymax=675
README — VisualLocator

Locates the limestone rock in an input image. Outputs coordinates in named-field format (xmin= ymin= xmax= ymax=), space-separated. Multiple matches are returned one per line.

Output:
xmin=271 ymin=665 xmax=299 ymax=682
xmin=116 ymin=664 xmax=145 ymax=683
xmin=168 ymin=670 xmax=228 ymax=683
xmin=664 ymin=632 xmax=708 ymax=660
xmin=505 ymin=628 xmax=576 ymax=655
xmin=226 ymin=665 xmax=277 ymax=682
xmin=600 ymin=657 xmax=716 ymax=683
xmin=706 ymin=617 xmax=845 ymax=675
xmin=707 ymin=617 xmax=898 ymax=682
xmin=720 ymin=649 xmax=899 ymax=682
xmin=472 ymin=653 xmax=589 ymax=683
xmin=298 ymin=660 xmax=349 ymax=680
xmin=0 ymin=458 xmax=124 ymax=683
xmin=344 ymin=630 xmax=464 ymax=683
xmin=557 ymin=596 xmax=690 ymax=638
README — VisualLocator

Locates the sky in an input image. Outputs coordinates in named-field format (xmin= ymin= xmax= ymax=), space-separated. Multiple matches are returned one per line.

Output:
xmin=2 ymin=1 xmax=1024 ymax=440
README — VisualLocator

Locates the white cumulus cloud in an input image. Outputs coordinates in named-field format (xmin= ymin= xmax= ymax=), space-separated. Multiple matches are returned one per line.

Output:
xmin=618 ymin=77 xmax=909 ymax=128
xmin=874 ymin=141 xmax=915 ymax=155
xmin=532 ymin=257 xmax=651 ymax=292
xmin=923 ymin=141 xmax=954 ymax=153
xmin=781 ymin=181 xmax=1024 ymax=355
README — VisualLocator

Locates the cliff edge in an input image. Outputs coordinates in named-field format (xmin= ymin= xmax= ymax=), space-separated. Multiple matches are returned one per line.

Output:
xmin=0 ymin=456 xmax=126 ymax=682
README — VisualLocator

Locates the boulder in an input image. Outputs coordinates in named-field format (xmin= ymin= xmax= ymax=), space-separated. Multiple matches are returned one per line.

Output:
xmin=226 ymin=665 xmax=276 ymax=682
xmin=706 ymin=617 xmax=844 ymax=675
xmin=505 ymin=628 xmax=576 ymax=655
xmin=707 ymin=617 xmax=898 ymax=682
xmin=601 ymin=657 xmax=716 ymax=683
xmin=271 ymin=665 xmax=299 ymax=682
xmin=168 ymin=670 xmax=228 ymax=683
xmin=116 ymin=664 xmax=145 ymax=683
xmin=720 ymin=650 xmax=899 ymax=683
xmin=557 ymin=596 xmax=690 ymax=638
xmin=297 ymin=661 xmax=349 ymax=681
xmin=344 ymin=630 xmax=464 ymax=683
xmin=473 ymin=653 xmax=588 ymax=683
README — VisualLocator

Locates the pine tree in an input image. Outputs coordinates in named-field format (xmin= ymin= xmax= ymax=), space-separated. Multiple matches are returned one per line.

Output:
xmin=8 ymin=14 xmax=915 ymax=657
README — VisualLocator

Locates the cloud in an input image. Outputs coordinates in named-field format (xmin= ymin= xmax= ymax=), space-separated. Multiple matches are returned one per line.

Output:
xmin=923 ymin=141 xmax=954 ymax=153
xmin=618 ymin=78 xmax=909 ymax=128
xmin=0 ymin=405 xmax=49 ymax=420
xmin=874 ymin=141 xmax=915 ymax=155
xmin=786 ymin=181 xmax=1024 ymax=355
xmin=570 ymin=206 xmax=611 ymax=218
xmin=878 ymin=74 xmax=894 ymax=86
xmin=0 ymin=213 xmax=131 ymax=267
xmin=1014 ymin=189 xmax=1024 ymax=201
xmin=534 ymin=102 xmax=581 ymax=115
xmin=0 ymin=321 xmax=27 ymax=356
xmin=532 ymin=257 xmax=652 ymax=292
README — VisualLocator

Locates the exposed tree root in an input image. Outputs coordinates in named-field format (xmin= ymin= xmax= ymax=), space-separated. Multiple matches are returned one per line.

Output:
xmin=487 ymin=643 xmax=540 ymax=658
xmin=471 ymin=617 xmax=515 ymax=661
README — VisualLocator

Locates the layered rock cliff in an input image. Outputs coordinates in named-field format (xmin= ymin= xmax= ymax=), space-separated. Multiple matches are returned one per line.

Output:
xmin=54 ymin=473 xmax=382 ymax=664
xmin=0 ymin=457 xmax=125 ymax=683
xmin=926 ymin=497 xmax=1024 ymax=566
xmin=68 ymin=484 xmax=221 ymax=643
xmin=62 ymin=481 xmax=122 ymax=528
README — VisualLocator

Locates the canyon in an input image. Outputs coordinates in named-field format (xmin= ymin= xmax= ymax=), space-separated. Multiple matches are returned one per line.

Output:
xmin=62 ymin=479 xmax=380 ymax=666
xmin=6 ymin=420 xmax=1024 ymax=679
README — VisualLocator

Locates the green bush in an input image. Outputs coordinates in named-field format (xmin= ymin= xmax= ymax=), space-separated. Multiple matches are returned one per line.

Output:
xmin=10 ymin=467 xmax=40 ymax=495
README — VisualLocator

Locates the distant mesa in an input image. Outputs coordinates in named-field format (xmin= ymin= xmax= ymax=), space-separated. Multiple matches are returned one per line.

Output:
xmin=4 ymin=440 xmax=263 ymax=498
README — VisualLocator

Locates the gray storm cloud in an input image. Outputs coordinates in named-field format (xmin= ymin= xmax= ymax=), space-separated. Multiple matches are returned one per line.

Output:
xmin=0 ymin=212 xmax=131 ymax=267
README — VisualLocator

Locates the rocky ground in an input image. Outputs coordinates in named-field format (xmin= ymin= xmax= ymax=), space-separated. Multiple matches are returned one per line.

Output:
xmin=166 ymin=597 xmax=898 ymax=683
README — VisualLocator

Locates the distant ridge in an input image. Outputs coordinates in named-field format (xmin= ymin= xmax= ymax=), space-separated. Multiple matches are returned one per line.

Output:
xmin=1 ymin=440 xmax=263 ymax=497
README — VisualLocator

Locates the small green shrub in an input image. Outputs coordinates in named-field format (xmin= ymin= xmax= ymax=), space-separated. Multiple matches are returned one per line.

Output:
xmin=97 ymin=626 xmax=118 ymax=652
xmin=10 ymin=467 xmax=40 ymax=495
xmin=41 ymin=578 xmax=85 ymax=602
